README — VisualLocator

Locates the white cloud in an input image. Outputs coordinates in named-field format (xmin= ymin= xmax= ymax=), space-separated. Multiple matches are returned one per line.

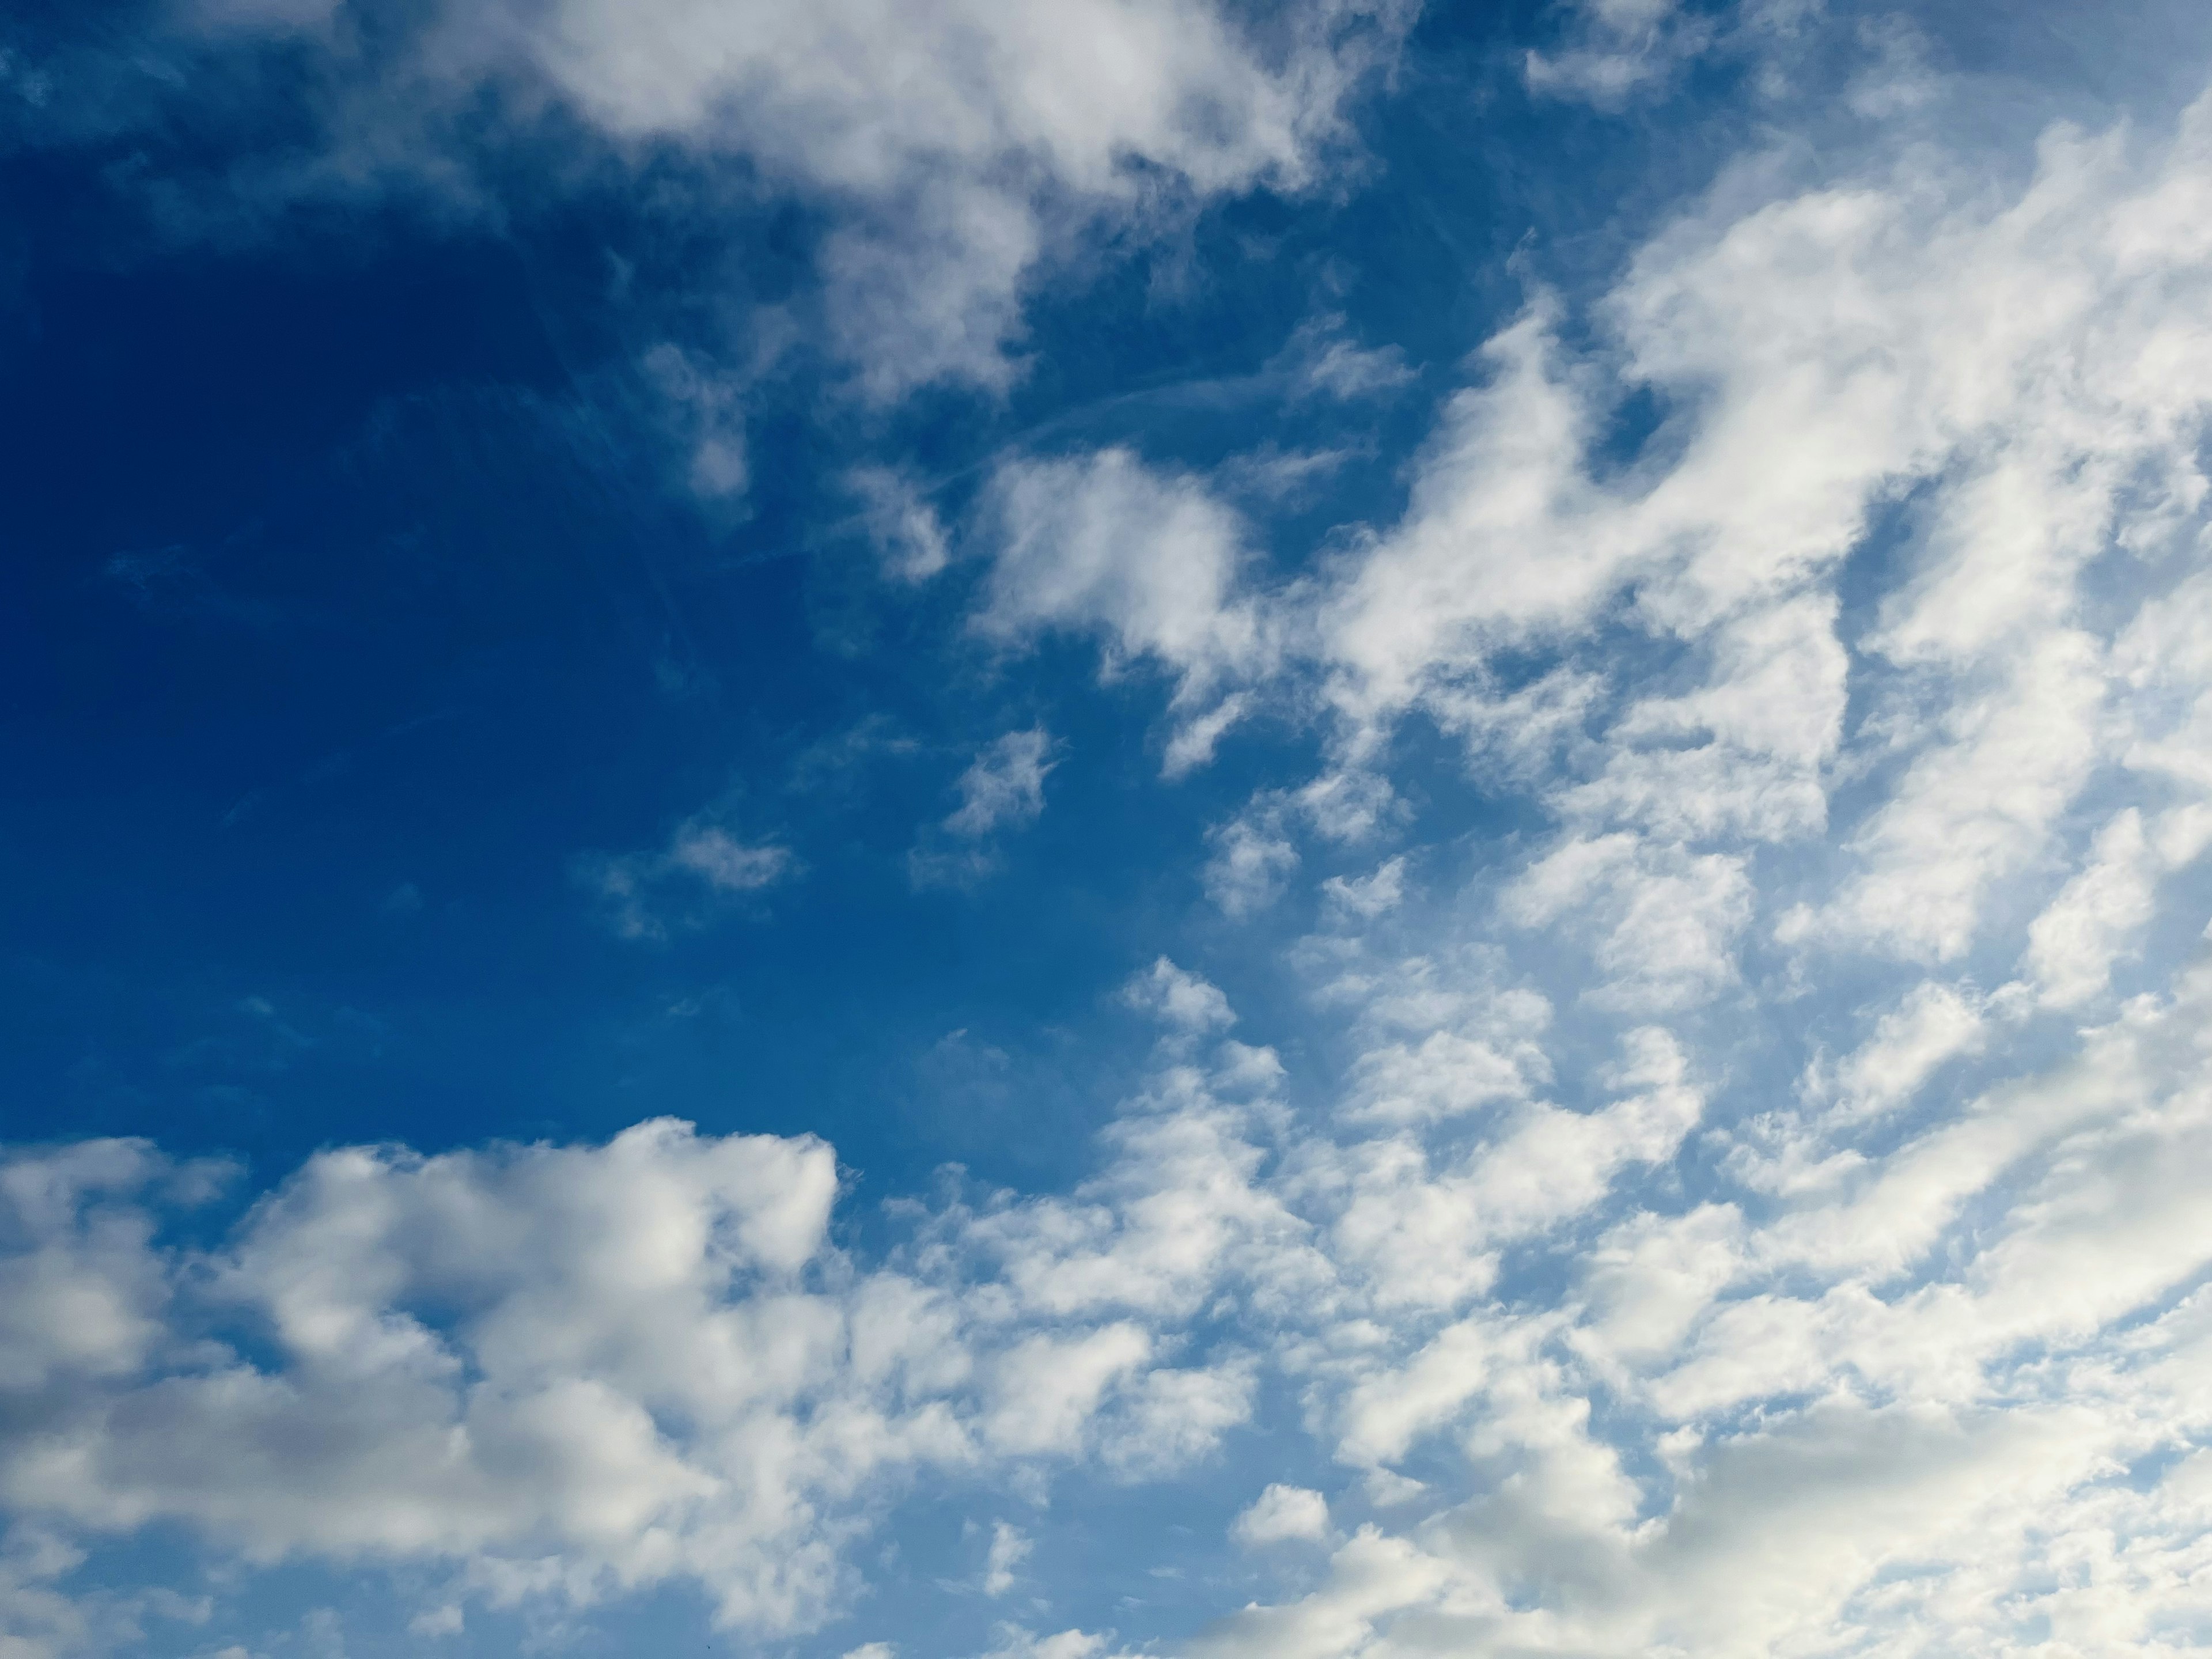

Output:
xmin=1145 ymin=78 xmax=2212 ymax=1659
xmin=1120 ymin=957 xmax=1236 ymax=1038
xmin=27 ymin=35 xmax=2212 ymax=1659
xmin=0 ymin=1114 xmax=1258 ymax=1645
xmin=642 ymin=342 xmax=751 ymax=500
xmin=979 ymin=449 xmax=1274 ymax=764
xmin=849 ymin=466 xmax=951 ymax=582
xmin=1503 ymin=834 xmax=1753 ymax=1012
xmin=971 ymin=1627 xmax=1134 ymax=1659
xmin=406 ymin=1603 xmax=463 ymax=1638
xmin=945 ymin=729 xmax=1056 ymax=838
xmin=1819 ymin=979 xmax=1987 ymax=1121
xmin=1267 ymin=313 xmax=1415 ymax=402
xmin=1523 ymin=0 xmax=1715 ymax=107
xmin=1203 ymin=808 xmax=1300 ymax=919
xmin=2021 ymin=805 xmax=2210 ymax=1007
xmin=983 ymin=1326 xmax=1153 ymax=1457
xmin=1099 ymin=1357 xmax=1256 ymax=1478
xmin=669 ymin=825 xmax=794 ymax=891
xmin=1320 ymin=855 xmax=1406 ymax=925
xmin=153 ymin=0 xmax=1407 ymax=399
xmin=1804 ymin=630 xmax=2109 ymax=961
xmin=585 ymin=820 xmax=794 ymax=938
xmin=1232 ymin=1484 xmax=1329 ymax=1547
xmin=911 ymin=728 xmax=1057 ymax=886
xmin=487 ymin=0 xmax=1399 ymax=394
xmin=982 ymin=1520 xmax=1031 ymax=1596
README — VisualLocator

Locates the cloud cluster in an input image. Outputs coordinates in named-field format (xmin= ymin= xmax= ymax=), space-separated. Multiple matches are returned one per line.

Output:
xmin=16 ymin=18 xmax=2212 ymax=1659
xmin=0 ymin=1077 xmax=1279 ymax=1650
xmin=46 ymin=0 xmax=1404 ymax=410
xmin=899 ymin=72 xmax=2212 ymax=1657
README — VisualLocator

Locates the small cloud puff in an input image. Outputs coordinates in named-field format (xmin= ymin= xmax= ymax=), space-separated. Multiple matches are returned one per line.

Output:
xmin=582 ymin=819 xmax=794 ymax=939
xmin=975 ymin=1628 xmax=1134 ymax=1659
xmin=1121 ymin=958 xmax=1236 ymax=1036
xmin=1232 ymin=1483 xmax=1330 ymax=1547
xmin=910 ymin=728 xmax=1056 ymax=887
xmin=983 ymin=1520 xmax=1031 ymax=1596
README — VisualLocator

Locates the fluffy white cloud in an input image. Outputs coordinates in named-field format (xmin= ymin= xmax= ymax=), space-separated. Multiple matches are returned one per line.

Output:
xmin=1134 ymin=74 xmax=2212 ymax=1659
xmin=0 ymin=1110 xmax=1278 ymax=1647
xmin=981 ymin=1520 xmax=1031 ymax=1596
xmin=1232 ymin=1483 xmax=1330 ymax=1547
xmin=1119 ymin=957 xmax=1236 ymax=1039
xmin=154 ymin=0 xmax=1406 ymax=399
xmin=978 ymin=449 xmax=1274 ymax=763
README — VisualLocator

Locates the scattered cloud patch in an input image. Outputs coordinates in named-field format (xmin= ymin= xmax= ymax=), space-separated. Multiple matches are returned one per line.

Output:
xmin=1231 ymin=1484 xmax=1330 ymax=1547
xmin=945 ymin=729 xmax=1056 ymax=839
xmin=982 ymin=1521 xmax=1031 ymax=1597
xmin=584 ymin=820 xmax=795 ymax=938
xmin=1524 ymin=0 xmax=1717 ymax=106
xmin=978 ymin=450 xmax=1273 ymax=766
xmin=910 ymin=728 xmax=1057 ymax=887
xmin=1268 ymin=312 xmax=1415 ymax=402
xmin=1121 ymin=957 xmax=1237 ymax=1039
xmin=1203 ymin=808 xmax=1300 ymax=919
xmin=850 ymin=466 xmax=952 ymax=583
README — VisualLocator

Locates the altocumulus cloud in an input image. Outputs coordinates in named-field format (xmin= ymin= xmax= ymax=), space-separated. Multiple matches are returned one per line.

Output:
xmin=11 ymin=1 xmax=2212 ymax=1657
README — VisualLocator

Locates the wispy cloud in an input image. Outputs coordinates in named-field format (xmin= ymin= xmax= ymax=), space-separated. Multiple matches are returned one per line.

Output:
xmin=583 ymin=820 xmax=795 ymax=938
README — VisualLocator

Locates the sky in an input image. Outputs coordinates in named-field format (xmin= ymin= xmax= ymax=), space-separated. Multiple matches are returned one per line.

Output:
xmin=7 ymin=0 xmax=2212 ymax=1655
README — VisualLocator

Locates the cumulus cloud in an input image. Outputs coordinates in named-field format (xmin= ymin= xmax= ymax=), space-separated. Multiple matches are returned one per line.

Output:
xmin=1120 ymin=957 xmax=1237 ymax=1039
xmin=1232 ymin=1483 xmax=1330 ymax=1547
xmin=0 ymin=1092 xmax=1282 ymax=1646
xmin=978 ymin=449 xmax=1274 ymax=767
xmin=2 ymin=1123 xmax=884 ymax=1633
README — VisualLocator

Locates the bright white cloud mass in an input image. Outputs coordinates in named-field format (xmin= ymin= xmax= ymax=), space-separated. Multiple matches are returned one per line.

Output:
xmin=10 ymin=0 xmax=2212 ymax=1656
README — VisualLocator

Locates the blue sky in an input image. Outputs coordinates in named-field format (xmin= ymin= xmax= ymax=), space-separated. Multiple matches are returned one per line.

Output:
xmin=9 ymin=2 xmax=2212 ymax=1656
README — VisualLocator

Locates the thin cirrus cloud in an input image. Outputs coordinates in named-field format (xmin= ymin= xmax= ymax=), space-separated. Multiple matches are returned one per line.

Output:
xmin=9 ymin=5 xmax=2212 ymax=1659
